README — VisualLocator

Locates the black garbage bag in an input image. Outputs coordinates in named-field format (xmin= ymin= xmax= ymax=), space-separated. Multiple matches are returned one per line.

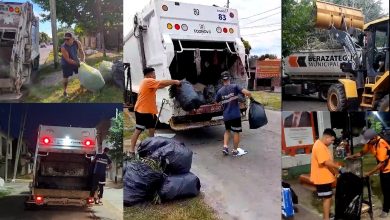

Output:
xmin=249 ymin=98 xmax=268 ymax=129
xmin=197 ymin=91 xmax=206 ymax=105
xmin=151 ymin=142 xmax=193 ymax=174
xmin=159 ymin=172 xmax=201 ymax=201
xmin=123 ymin=161 xmax=164 ymax=206
xmin=137 ymin=137 xmax=184 ymax=158
xmin=282 ymin=182 xmax=298 ymax=204
xmin=174 ymin=80 xmax=202 ymax=111
xmin=204 ymin=85 xmax=216 ymax=103
xmin=335 ymin=172 xmax=363 ymax=220
xmin=112 ymin=60 xmax=125 ymax=89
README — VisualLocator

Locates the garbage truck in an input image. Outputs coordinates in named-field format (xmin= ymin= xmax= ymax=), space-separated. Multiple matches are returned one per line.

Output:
xmin=283 ymin=49 xmax=360 ymax=101
xmin=124 ymin=0 xmax=249 ymax=130
xmin=0 ymin=2 xmax=39 ymax=100
xmin=25 ymin=125 xmax=97 ymax=208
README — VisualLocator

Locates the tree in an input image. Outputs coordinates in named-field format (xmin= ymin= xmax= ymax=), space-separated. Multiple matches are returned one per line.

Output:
xmin=39 ymin=32 xmax=50 ymax=44
xmin=106 ymin=111 xmax=123 ymax=183
xmin=259 ymin=54 xmax=278 ymax=60
xmin=32 ymin=0 xmax=122 ymax=55
xmin=241 ymin=37 xmax=252 ymax=55
xmin=282 ymin=0 xmax=314 ymax=56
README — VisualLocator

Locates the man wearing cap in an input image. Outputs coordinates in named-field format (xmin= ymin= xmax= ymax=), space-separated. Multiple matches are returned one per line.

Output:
xmin=216 ymin=71 xmax=251 ymax=156
xmin=346 ymin=129 xmax=390 ymax=218
xmin=128 ymin=67 xmax=180 ymax=158
xmin=61 ymin=32 xmax=85 ymax=97
xmin=311 ymin=128 xmax=345 ymax=220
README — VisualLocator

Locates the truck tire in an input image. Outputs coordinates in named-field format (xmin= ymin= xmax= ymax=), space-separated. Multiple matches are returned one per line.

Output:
xmin=327 ymin=84 xmax=347 ymax=111
xmin=378 ymin=95 xmax=389 ymax=112
xmin=318 ymin=87 xmax=328 ymax=101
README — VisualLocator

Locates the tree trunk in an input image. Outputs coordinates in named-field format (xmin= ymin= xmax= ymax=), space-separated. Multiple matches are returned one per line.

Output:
xmin=96 ymin=0 xmax=106 ymax=57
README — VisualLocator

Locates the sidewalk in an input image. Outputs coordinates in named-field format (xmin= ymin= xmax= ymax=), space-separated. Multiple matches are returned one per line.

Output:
xmin=91 ymin=180 xmax=123 ymax=220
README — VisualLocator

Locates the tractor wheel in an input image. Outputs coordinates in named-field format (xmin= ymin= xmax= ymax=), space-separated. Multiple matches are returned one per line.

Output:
xmin=327 ymin=84 xmax=347 ymax=111
xmin=378 ymin=94 xmax=389 ymax=112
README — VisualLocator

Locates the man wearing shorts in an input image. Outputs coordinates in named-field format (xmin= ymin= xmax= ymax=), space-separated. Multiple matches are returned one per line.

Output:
xmin=216 ymin=71 xmax=251 ymax=156
xmin=128 ymin=67 xmax=180 ymax=158
xmin=311 ymin=128 xmax=345 ymax=220
xmin=60 ymin=32 xmax=85 ymax=97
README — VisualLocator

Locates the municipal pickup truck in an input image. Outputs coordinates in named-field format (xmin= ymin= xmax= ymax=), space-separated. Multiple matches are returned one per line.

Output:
xmin=0 ymin=2 xmax=39 ymax=100
xmin=124 ymin=0 xmax=248 ymax=130
xmin=25 ymin=125 xmax=97 ymax=208
xmin=283 ymin=49 xmax=360 ymax=101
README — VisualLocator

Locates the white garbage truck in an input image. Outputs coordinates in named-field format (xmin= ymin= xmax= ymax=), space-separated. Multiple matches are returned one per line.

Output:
xmin=124 ymin=0 xmax=249 ymax=130
xmin=0 ymin=2 xmax=39 ymax=99
xmin=282 ymin=49 xmax=361 ymax=101
xmin=25 ymin=125 xmax=97 ymax=208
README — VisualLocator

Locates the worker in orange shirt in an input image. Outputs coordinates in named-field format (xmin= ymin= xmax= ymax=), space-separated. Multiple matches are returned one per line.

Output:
xmin=311 ymin=128 xmax=345 ymax=220
xmin=346 ymin=129 xmax=390 ymax=218
xmin=128 ymin=67 xmax=180 ymax=158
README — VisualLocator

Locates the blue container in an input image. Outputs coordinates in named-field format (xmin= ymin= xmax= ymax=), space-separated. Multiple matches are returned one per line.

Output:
xmin=282 ymin=187 xmax=294 ymax=218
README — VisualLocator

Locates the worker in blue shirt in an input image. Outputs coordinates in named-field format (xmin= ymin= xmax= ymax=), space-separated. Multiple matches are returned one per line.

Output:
xmin=90 ymin=147 xmax=112 ymax=204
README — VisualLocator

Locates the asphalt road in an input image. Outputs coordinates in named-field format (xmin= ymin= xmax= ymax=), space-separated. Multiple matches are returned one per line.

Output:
xmin=149 ymin=110 xmax=282 ymax=219
xmin=39 ymin=45 xmax=52 ymax=65
xmin=0 ymin=181 xmax=122 ymax=220
xmin=282 ymin=94 xmax=328 ymax=111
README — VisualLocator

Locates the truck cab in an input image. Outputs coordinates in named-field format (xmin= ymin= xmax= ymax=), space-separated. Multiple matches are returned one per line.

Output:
xmin=25 ymin=125 xmax=97 ymax=208
xmin=124 ymin=0 xmax=248 ymax=130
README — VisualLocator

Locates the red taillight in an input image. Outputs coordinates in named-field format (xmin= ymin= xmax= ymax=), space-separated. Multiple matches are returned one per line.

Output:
xmin=174 ymin=24 xmax=180 ymax=30
xmin=87 ymin=197 xmax=94 ymax=204
xmin=223 ymin=28 xmax=228 ymax=33
xmin=41 ymin=136 xmax=52 ymax=145
xmin=9 ymin=7 xmax=14 ymax=12
xmin=35 ymin=196 xmax=43 ymax=204
xmin=229 ymin=12 xmax=234 ymax=18
xmin=83 ymin=139 xmax=94 ymax=147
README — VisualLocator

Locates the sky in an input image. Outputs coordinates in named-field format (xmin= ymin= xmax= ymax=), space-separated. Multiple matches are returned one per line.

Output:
xmin=0 ymin=104 xmax=122 ymax=149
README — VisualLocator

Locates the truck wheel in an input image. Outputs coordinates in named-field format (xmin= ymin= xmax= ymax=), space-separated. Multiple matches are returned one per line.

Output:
xmin=318 ymin=87 xmax=328 ymax=101
xmin=327 ymin=84 xmax=347 ymax=111
xmin=378 ymin=95 xmax=389 ymax=111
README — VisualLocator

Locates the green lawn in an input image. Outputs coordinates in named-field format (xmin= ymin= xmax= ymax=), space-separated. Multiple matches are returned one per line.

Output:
xmin=24 ymin=52 xmax=122 ymax=103
xmin=251 ymin=91 xmax=281 ymax=110
xmin=0 ymin=188 xmax=12 ymax=198
xmin=124 ymin=195 xmax=218 ymax=220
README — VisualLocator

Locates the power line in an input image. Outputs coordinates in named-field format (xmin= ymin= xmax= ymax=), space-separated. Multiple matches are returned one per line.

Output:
xmin=241 ymin=29 xmax=281 ymax=36
xmin=241 ymin=11 xmax=281 ymax=27
xmin=240 ymin=22 xmax=281 ymax=29
xmin=240 ymin=6 xmax=281 ymax=20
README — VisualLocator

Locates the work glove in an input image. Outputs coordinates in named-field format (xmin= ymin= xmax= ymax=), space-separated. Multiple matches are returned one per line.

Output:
xmin=338 ymin=166 xmax=347 ymax=174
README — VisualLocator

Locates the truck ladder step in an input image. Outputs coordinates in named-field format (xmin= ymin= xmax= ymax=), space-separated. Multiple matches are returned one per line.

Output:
xmin=360 ymin=103 xmax=374 ymax=108
xmin=362 ymin=94 xmax=374 ymax=98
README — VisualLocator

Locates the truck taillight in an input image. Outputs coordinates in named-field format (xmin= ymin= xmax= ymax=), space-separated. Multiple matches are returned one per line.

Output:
xmin=83 ymin=139 xmax=94 ymax=147
xmin=15 ymin=7 xmax=20 ymax=13
xmin=174 ymin=24 xmax=180 ymax=30
xmin=223 ymin=28 xmax=228 ymax=33
xmin=167 ymin=23 xmax=173 ymax=29
xmin=181 ymin=24 xmax=188 ymax=31
xmin=41 ymin=137 xmax=52 ymax=145
xmin=9 ymin=7 xmax=14 ymax=12
xmin=87 ymin=197 xmax=94 ymax=204
xmin=216 ymin=27 xmax=222 ymax=33
xmin=229 ymin=12 xmax=234 ymax=18
xmin=229 ymin=28 xmax=234 ymax=33
xmin=162 ymin=5 xmax=168 ymax=11
xmin=35 ymin=196 xmax=44 ymax=204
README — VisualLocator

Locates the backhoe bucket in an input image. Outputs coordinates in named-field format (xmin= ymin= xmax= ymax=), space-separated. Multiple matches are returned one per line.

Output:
xmin=315 ymin=0 xmax=364 ymax=30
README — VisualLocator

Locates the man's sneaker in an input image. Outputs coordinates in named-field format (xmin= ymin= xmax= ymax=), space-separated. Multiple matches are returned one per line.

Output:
xmin=329 ymin=213 xmax=335 ymax=220
xmin=379 ymin=211 xmax=389 ymax=218
xmin=94 ymin=198 xmax=99 ymax=204
xmin=232 ymin=149 xmax=239 ymax=157
xmin=222 ymin=147 xmax=229 ymax=155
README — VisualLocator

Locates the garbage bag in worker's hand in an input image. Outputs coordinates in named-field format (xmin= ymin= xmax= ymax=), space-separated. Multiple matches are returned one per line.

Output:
xmin=249 ymin=98 xmax=268 ymax=129
xmin=98 ymin=60 xmax=113 ymax=82
xmin=173 ymin=80 xmax=202 ymax=111
xmin=151 ymin=142 xmax=193 ymax=174
xmin=79 ymin=62 xmax=105 ymax=92
xmin=138 ymin=137 xmax=184 ymax=158
xmin=123 ymin=161 xmax=164 ymax=206
xmin=159 ymin=172 xmax=201 ymax=201
xmin=335 ymin=173 xmax=364 ymax=220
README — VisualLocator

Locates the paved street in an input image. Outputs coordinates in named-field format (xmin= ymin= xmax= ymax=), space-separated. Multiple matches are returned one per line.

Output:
xmin=39 ymin=45 xmax=52 ymax=65
xmin=282 ymin=94 xmax=328 ymax=111
xmin=0 ymin=179 xmax=122 ymax=220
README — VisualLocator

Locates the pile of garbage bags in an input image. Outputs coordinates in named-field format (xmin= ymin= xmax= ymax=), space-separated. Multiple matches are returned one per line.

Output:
xmin=98 ymin=60 xmax=125 ymax=89
xmin=79 ymin=62 xmax=105 ymax=92
xmin=170 ymin=80 xmax=203 ymax=111
xmin=124 ymin=137 xmax=201 ymax=206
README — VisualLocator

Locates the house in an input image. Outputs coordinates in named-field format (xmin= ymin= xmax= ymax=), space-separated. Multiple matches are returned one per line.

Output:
xmin=255 ymin=59 xmax=281 ymax=92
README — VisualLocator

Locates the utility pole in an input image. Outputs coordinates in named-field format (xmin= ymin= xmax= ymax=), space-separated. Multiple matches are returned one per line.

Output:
xmin=226 ymin=0 xmax=230 ymax=8
xmin=5 ymin=104 xmax=11 ymax=183
xmin=12 ymin=107 xmax=27 ymax=182
xmin=49 ymin=0 xmax=59 ymax=68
